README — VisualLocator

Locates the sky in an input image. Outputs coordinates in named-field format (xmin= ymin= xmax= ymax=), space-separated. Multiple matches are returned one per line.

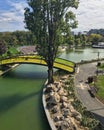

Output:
xmin=0 ymin=0 xmax=104 ymax=32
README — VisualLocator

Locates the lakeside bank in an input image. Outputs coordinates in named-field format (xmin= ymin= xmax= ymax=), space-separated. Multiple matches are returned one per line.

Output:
xmin=42 ymin=81 xmax=57 ymax=130
xmin=0 ymin=64 xmax=19 ymax=76
xmin=42 ymin=60 xmax=104 ymax=130
xmin=42 ymin=74 xmax=104 ymax=130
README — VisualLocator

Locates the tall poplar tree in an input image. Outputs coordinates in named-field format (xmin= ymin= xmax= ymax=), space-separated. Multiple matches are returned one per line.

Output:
xmin=24 ymin=0 xmax=79 ymax=83
xmin=0 ymin=41 xmax=6 ymax=57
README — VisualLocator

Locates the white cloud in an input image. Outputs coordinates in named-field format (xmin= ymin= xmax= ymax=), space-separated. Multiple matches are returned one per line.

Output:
xmin=0 ymin=21 xmax=25 ymax=32
xmin=0 ymin=12 xmax=18 ymax=22
xmin=0 ymin=0 xmax=104 ymax=32
xmin=8 ymin=0 xmax=27 ymax=14
xmin=0 ymin=0 xmax=27 ymax=32
xmin=73 ymin=0 xmax=104 ymax=32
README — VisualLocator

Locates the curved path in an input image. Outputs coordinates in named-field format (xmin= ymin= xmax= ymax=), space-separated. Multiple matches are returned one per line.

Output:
xmin=74 ymin=62 xmax=104 ymax=125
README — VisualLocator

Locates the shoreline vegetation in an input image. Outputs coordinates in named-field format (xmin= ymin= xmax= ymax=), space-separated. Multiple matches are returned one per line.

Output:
xmin=43 ymin=70 xmax=104 ymax=130
xmin=94 ymin=63 xmax=104 ymax=103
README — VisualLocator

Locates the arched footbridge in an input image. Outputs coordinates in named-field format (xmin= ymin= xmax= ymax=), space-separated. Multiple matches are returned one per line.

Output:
xmin=0 ymin=55 xmax=75 ymax=73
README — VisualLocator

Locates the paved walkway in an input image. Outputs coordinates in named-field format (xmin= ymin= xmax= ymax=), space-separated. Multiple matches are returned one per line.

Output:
xmin=74 ymin=62 xmax=104 ymax=125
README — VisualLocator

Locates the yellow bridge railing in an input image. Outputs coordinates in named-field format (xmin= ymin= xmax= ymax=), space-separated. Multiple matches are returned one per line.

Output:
xmin=0 ymin=55 xmax=75 ymax=73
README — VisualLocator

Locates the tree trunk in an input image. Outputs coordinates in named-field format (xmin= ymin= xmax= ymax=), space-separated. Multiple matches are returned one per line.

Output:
xmin=48 ymin=67 xmax=54 ymax=84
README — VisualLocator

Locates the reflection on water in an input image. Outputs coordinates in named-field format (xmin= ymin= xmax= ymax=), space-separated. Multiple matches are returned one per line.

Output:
xmin=3 ymin=64 xmax=48 ymax=79
xmin=4 ymin=70 xmax=47 ymax=79
xmin=60 ymin=47 xmax=104 ymax=62
xmin=0 ymin=64 xmax=50 ymax=130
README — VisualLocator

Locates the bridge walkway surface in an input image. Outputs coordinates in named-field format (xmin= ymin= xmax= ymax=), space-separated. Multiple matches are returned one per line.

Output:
xmin=74 ymin=62 xmax=104 ymax=125
xmin=0 ymin=55 xmax=75 ymax=73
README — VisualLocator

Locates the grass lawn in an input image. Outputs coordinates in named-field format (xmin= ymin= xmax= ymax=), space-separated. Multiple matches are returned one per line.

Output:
xmin=96 ymin=63 xmax=104 ymax=100
xmin=8 ymin=47 xmax=19 ymax=54
xmin=98 ymin=63 xmax=104 ymax=70
xmin=3 ymin=47 xmax=19 ymax=57
xmin=96 ymin=75 xmax=104 ymax=100
xmin=55 ymin=58 xmax=75 ymax=67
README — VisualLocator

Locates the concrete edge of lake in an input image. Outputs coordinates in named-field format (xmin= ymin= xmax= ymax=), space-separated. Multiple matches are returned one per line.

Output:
xmin=42 ymin=81 xmax=57 ymax=130
xmin=77 ymin=58 xmax=104 ymax=65
xmin=0 ymin=64 xmax=19 ymax=76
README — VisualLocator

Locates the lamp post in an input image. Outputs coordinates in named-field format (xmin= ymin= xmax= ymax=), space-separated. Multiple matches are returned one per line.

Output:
xmin=98 ymin=51 xmax=100 ymax=61
xmin=96 ymin=51 xmax=100 ymax=76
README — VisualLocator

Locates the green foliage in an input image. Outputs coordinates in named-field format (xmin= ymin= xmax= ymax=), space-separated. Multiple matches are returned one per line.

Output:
xmin=24 ymin=0 xmax=79 ymax=59
xmin=88 ymin=29 xmax=104 ymax=38
xmin=24 ymin=0 xmax=79 ymax=83
xmin=8 ymin=47 xmax=19 ymax=54
xmin=98 ymin=63 xmax=104 ymax=70
xmin=9 ymin=47 xmax=20 ymax=57
xmin=0 ymin=41 xmax=7 ymax=57
xmin=66 ymin=77 xmax=102 ymax=130
xmin=2 ymin=47 xmax=20 ymax=58
xmin=73 ymin=33 xmax=88 ymax=47
xmin=0 ymin=31 xmax=36 ymax=47
xmin=96 ymin=75 xmax=104 ymax=99
xmin=88 ymin=34 xmax=103 ymax=44
xmin=81 ymin=116 xmax=99 ymax=129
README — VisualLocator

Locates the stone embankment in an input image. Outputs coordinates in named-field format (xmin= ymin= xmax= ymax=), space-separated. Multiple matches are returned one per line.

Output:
xmin=43 ymin=75 xmax=89 ymax=130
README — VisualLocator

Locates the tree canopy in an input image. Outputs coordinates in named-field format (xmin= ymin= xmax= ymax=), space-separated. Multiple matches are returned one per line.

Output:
xmin=0 ymin=41 xmax=6 ymax=56
xmin=0 ymin=31 xmax=36 ymax=47
xmin=24 ymin=0 xmax=79 ymax=83
xmin=88 ymin=34 xmax=104 ymax=44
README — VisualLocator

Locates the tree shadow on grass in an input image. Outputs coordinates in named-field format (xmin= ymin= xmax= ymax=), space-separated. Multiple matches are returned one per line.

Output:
xmin=0 ymin=90 xmax=40 ymax=114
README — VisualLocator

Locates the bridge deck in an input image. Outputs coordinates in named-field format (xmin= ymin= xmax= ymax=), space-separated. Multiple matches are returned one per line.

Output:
xmin=0 ymin=55 xmax=75 ymax=73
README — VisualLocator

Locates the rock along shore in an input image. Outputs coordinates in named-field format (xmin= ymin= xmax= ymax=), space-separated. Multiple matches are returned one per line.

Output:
xmin=42 ymin=75 xmax=90 ymax=130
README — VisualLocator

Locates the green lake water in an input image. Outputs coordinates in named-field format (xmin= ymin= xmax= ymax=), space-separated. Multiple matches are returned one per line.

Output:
xmin=60 ymin=47 xmax=104 ymax=62
xmin=0 ymin=64 xmax=50 ymax=130
xmin=0 ymin=47 xmax=104 ymax=130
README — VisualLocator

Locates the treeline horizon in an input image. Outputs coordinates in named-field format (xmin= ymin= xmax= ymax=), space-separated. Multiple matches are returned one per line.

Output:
xmin=0 ymin=28 xmax=104 ymax=48
xmin=0 ymin=31 xmax=36 ymax=47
